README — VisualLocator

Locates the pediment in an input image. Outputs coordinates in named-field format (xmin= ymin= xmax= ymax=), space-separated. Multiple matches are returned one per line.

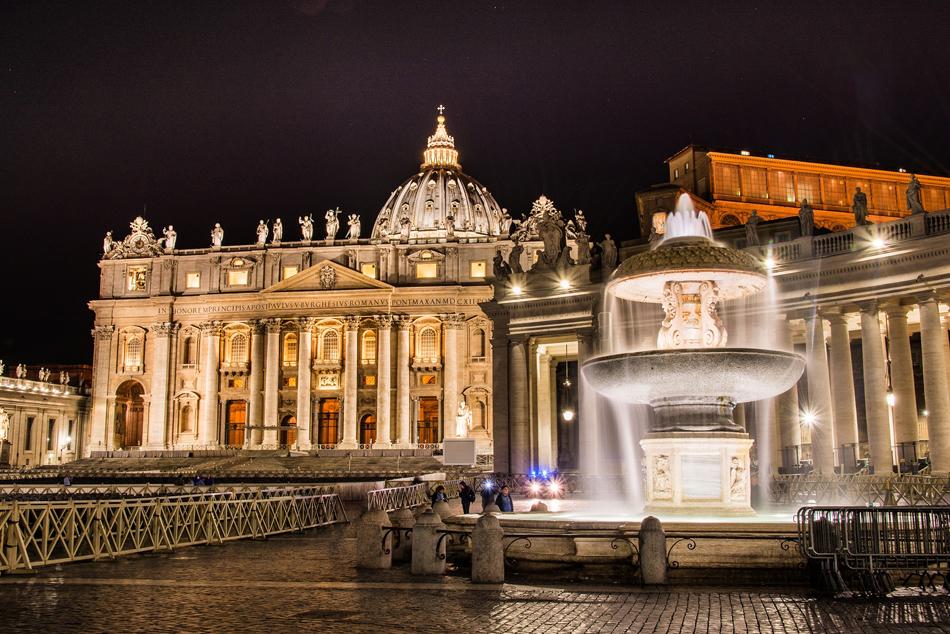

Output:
xmin=262 ymin=259 xmax=393 ymax=293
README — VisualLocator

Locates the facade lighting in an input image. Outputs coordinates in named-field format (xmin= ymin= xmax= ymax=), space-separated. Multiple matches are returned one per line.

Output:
xmin=562 ymin=409 xmax=575 ymax=421
xmin=559 ymin=278 xmax=570 ymax=290
xmin=511 ymin=285 xmax=522 ymax=296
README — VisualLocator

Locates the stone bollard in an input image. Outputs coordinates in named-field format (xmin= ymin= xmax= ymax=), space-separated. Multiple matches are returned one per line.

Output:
xmin=482 ymin=502 xmax=500 ymax=514
xmin=530 ymin=501 xmax=548 ymax=512
xmin=471 ymin=512 xmax=505 ymax=583
xmin=411 ymin=508 xmax=446 ymax=575
xmin=389 ymin=507 xmax=416 ymax=564
xmin=638 ymin=515 xmax=667 ymax=585
xmin=432 ymin=499 xmax=453 ymax=521
xmin=356 ymin=509 xmax=392 ymax=569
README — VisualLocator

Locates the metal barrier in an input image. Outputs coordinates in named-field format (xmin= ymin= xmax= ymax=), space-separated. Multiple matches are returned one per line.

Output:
xmin=0 ymin=483 xmax=336 ymax=500
xmin=0 ymin=490 xmax=348 ymax=574
xmin=796 ymin=505 xmax=950 ymax=595
xmin=366 ymin=484 xmax=430 ymax=512
xmin=772 ymin=474 xmax=950 ymax=507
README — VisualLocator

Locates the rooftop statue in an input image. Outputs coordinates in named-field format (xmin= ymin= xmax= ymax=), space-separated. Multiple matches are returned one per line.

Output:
xmin=162 ymin=225 xmax=177 ymax=251
xmin=299 ymin=214 xmax=314 ymax=241
xmin=575 ymin=209 xmax=588 ymax=234
xmin=103 ymin=216 xmax=163 ymax=259
xmin=272 ymin=218 xmax=283 ymax=243
xmin=798 ymin=199 xmax=815 ymax=237
xmin=103 ymin=231 xmax=114 ymax=256
xmin=325 ymin=208 xmax=341 ymax=240
xmin=0 ymin=360 xmax=4 ymax=376
xmin=907 ymin=174 xmax=925 ymax=215
xmin=600 ymin=234 xmax=618 ymax=270
xmin=852 ymin=187 xmax=871 ymax=225
xmin=256 ymin=220 xmax=268 ymax=245
xmin=492 ymin=249 xmax=511 ymax=280
xmin=15 ymin=364 xmax=25 ymax=379
xmin=745 ymin=210 xmax=761 ymax=246
xmin=347 ymin=213 xmax=361 ymax=240
xmin=508 ymin=240 xmax=524 ymax=273
xmin=211 ymin=223 xmax=224 ymax=247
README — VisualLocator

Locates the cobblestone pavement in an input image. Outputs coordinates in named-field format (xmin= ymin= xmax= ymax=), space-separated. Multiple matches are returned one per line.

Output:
xmin=1 ymin=525 xmax=948 ymax=633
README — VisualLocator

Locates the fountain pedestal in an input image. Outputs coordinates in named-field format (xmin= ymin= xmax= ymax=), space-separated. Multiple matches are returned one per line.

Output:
xmin=641 ymin=432 xmax=754 ymax=516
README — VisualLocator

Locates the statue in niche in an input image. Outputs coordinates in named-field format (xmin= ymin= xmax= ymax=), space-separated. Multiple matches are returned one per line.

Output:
xmin=256 ymin=220 xmax=269 ymax=245
xmin=492 ymin=249 xmax=511 ymax=280
xmin=376 ymin=208 xmax=392 ymax=238
xmin=508 ymin=240 xmax=524 ymax=273
xmin=399 ymin=213 xmax=411 ymax=239
xmin=347 ymin=214 xmax=361 ymax=240
xmin=574 ymin=209 xmax=588 ymax=234
xmin=852 ymin=187 xmax=870 ymax=225
xmin=745 ymin=210 xmax=761 ymax=246
xmin=445 ymin=214 xmax=455 ymax=240
xmin=211 ymin=223 xmax=224 ymax=247
xmin=325 ymin=208 xmax=341 ymax=240
xmin=907 ymin=174 xmax=925 ymax=215
xmin=730 ymin=456 xmax=747 ymax=500
xmin=455 ymin=399 xmax=473 ymax=437
xmin=0 ymin=408 xmax=9 ymax=442
xmin=161 ymin=225 xmax=177 ymax=251
xmin=600 ymin=234 xmax=618 ymax=269
xmin=798 ymin=199 xmax=814 ymax=237
xmin=653 ymin=455 xmax=672 ymax=498
xmin=299 ymin=214 xmax=314 ymax=241
xmin=272 ymin=218 xmax=283 ymax=243
xmin=102 ymin=231 xmax=114 ymax=256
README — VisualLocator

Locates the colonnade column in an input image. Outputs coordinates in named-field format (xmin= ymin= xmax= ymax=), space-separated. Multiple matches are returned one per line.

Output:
xmin=395 ymin=317 xmax=412 ymax=447
xmin=918 ymin=294 xmax=950 ymax=473
xmin=775 ymin=318 xmax=801 ymax=470
xmin=826 ymin=313 xmax=859 ymax=470
xmin=295 ymin=319 xmax=315 ymax=450
xmin=145 ymin=322 xmax=178 ymax=449
xmin=442 ymin=314 xmax=462 ymax=439
xmin=804 ymin=308 xmax=835 ymax=474
xmin=339 ymin=316 xmax=360 ymax=449
xmin=509 ymin=336 xmax=530 ymax=474
xmin=858 ymin=302 xmax=893 ymax=473
xmin=376 ymin=315 xmax=393 ymax=446
xmin=261 ymin=318 xmax=281 ymax=449
xmin=535 ymin=350 xmax=555 ymax=469
xmin=89 ymin=325 xmax=116 ymax=455
xmin=247 ymin=321 xmax=265 ymax=448
xmin=884 ymin=305 xmax=919 ymax=454
xmin=198 ymin=321 xmax=222 ymax=448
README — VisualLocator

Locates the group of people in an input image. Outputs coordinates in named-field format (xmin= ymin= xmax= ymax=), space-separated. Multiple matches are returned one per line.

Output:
xmin=430 ymin=480 xmax=515 ymax=513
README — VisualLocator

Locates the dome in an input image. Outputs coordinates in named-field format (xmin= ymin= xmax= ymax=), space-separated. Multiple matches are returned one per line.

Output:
xmin=371 ymin=111 xmax=506 ymax=240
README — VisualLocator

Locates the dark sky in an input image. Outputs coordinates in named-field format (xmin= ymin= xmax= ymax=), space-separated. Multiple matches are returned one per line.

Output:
xmin=4 ymin=0 xmax=950 ymax=365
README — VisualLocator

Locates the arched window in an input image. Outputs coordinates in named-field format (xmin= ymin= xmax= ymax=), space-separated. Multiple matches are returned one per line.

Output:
xmin=125 ymin=336 xmax=143 ymax=370
xmin=362 ymin=331 xmax=377 ymax=364
xmin=180 ymin=404 xmax=194 ymax=433
xmin=417 ymin=327 xmax=438 ymax=361
xmin=181 ymin=336 xmax=197 ymax=366
xmin=472 ymin=328 xmax=486 ymax=359
xmin=283 ymin=333 xmax=298 ymax=364
xmin=230 ymin=333 xmax=248 ymax=364
xmin=321 ymin=330 xmax=340 ymax=362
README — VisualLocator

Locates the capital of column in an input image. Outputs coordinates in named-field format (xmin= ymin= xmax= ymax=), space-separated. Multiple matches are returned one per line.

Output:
xmin=823 ymin=312 xmax=850 ymax=326
xmin=149 ymin=321 xmax=181 ymax=337
xmin=915 ymin=290 xmax=941 ymax=306
xmin=260 ymin=318 xmax=282 ymax=334
xmin=395 ymin=315 xmax=413 ymax=331
xmin=441 ymin=312 xmax=466 ymax=329
xmin=248 ymin=319 xmax=266 ymax=334
xmin=342 ymin=315 xmax=361 ymax=331
xmin=882 ymin=302 xmax=912 ymax=319
xmin=856 ymin=300 xmax=880 ymax=316
xmin=199 ymin=320 xmax=225 ymax=336
xmin=299 ymin=317 xmax=320 ymax=332
xmin=375 ymin=314 xmax=395 ymax=329
xmin=92 ymin=325 xmax=116 ymax=340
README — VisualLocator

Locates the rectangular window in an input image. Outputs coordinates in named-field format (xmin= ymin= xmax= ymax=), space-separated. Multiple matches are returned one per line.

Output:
xmin=47 ymin=418 xmax=55 ymax=451
xmin=712 ymin=162 xmax=741 ymax=196
xmin=796 ymin=173 xmax=821 ymax=205
xmin=186 ymin=272 xmax=201 ymax=289
xmin=227 ymin=270 xmax=249 ymax=286
xmin=24 ymin=417 xmax=34 ymax=450
xmin=768 ymin=170 xmax=796 ymax=203
xmin=364 ymin=375 xmax=376 ymax=386
xmin=740 ymin=167 xmax=768 ymax=199
xmin=282 ymin=266 xmax=298 ymax=280
xmin=227 ymin=378 xmax=246 ymax=389
xmin=469 ymin=261 xmax=486 ymax=278
xmin=922 ymin=186 xmax=946 ymax=212
xmin=360 ymin=263 xmax=377 ymax=279
xmin=415 ymin=262 xmax=438 ymax=279
xmin=685 ymin=161 xmax=690 ymax=173
xmin=127 ymin=266 xmax=148 ymax=292
xmin=823 ymin=176 xmax=847 ymax=206
xmin=673 ymin=168 xmax=679 ymax=179
xmin=871 ymin=181 xmax=897 ymax=212
xmin=282 ymin=376 xmax=297 ymax=388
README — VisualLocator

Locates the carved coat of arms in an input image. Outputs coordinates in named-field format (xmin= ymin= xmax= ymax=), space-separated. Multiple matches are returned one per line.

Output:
xmin=319 ymin=265 xmax=336 ymax=290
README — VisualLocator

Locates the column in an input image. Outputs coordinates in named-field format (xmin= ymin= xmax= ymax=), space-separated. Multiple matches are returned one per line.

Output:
xmin=509 ymin=337 xmax=530 ymax=474
xmin=858 ymin=302 xmax=893 ymax=473
xmin=804 ymin=309 xmax=835 ymax=474
xmin=396 ymin=317 xmax=412 ymax=447
xmin=918 ymin=294 xmax=950 ymax=473
xmin=441 ymin=314 xmax=462 ymax=439
xmin=491 ymin=326 xmax=512 ymax=472
xmin=884 ymin=305 xmax=919 ymax=450
xmin=197 ymin=321 xmax=222 ymax=448
xmin=826 ymin=313 xmax=859 ymax=468
xmin=261 ymin=318 xmax=281 ymax=449
xmin=535 ymin=350 xmax=555 ymax=469
xmin=295 ymin=319 xmax=316 ymax=450
xmin=339 ymin=316 xmax=360 ymax=449
xmin=247 ymin=321 xmax=265 ymax=448
xmin=88 ymin=325 xmax=116 ymax=456
xmin=145 ymin=322 xmax=178 ymax=449
xmin=775 ymin=319 xmax=801 ymax=469
xmin=376 ymin=315 xmax=393 ymax=446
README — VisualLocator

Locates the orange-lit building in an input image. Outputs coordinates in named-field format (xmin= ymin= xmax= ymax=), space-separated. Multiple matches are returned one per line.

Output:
xmin=636 ymin=146 xmax=950 ymax=236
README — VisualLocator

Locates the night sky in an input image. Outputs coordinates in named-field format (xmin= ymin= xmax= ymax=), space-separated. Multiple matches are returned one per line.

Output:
xmin=4 ymin=1 xmax=950 ymax=365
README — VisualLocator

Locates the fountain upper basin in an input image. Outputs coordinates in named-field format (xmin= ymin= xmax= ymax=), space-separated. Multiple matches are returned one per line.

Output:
xmin=582 ymin=347 xmax=805 ymax=405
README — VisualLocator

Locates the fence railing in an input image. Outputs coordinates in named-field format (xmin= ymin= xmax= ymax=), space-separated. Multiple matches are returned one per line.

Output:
xmin=771 ymin=474 xmax=950 ymax=506
xmin=0 ymin=490 xmax=347 ymax=573
xmin=367 ymin=480 xmax=463 ymax=512
xmin=0 ymin=483 xmax=336 ymax=500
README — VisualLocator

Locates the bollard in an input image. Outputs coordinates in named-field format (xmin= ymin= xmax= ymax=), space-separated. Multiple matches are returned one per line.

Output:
xmin=432 ymin=500 xmax=453 ymax=521
xmin=411 ymin=508 xmax=445 ymax=575
xmin=356 ymin=509 xmax=392 ymax=569
xmin=471 ymin=513 xmax=504 ymax=583
xmin=529 ymin=501 xmax=548 ymax=512
xmin=638 ymin=515 xmax=667 ymax=585
xmin=482 ymin=502 xmax=500 ymax=514
xmin=389 ymin=507 xmax=416 ymax=564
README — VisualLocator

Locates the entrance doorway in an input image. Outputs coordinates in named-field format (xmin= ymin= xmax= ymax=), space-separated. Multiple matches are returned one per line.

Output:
xmin=226 ymin=400 xmax=247 ymax=447
xmin=359 ymin=414 xmax=377 ymax=446
xmin=279 ymin=415 xmax=297 ymax=446
xmin=115 ymin=380 xmax=145 ymax=448
xmin=417 ymin=397 xmax=439 ymax=444
xmin=317 ymin=399 xmax=340 ymax=445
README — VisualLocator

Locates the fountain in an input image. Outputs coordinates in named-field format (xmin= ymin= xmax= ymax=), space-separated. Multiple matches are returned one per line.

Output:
xmin=582 ymin=195 xmax=805 ymax=515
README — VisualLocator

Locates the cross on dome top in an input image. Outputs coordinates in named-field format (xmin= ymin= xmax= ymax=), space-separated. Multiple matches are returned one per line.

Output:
xmin=422 ymin=106 xmax=460 ymax=169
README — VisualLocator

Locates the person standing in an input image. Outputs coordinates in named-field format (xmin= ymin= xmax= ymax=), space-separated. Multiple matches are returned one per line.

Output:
xmin=430 ymin=485 xmax=448 ymax=504
xmin=495 ymin=485 xmax=514 ymax=513
xmin=458 ymin=481 xmax=476 ymax=514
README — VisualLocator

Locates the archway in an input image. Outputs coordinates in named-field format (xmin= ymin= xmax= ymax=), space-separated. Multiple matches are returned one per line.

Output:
xmin=359 ymin=414 xmax=376 ymax=446
xmin=279 ymin=415 xmax=297 ymax=447
xmin=114 ymin=380 xmax=145 ymax=449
